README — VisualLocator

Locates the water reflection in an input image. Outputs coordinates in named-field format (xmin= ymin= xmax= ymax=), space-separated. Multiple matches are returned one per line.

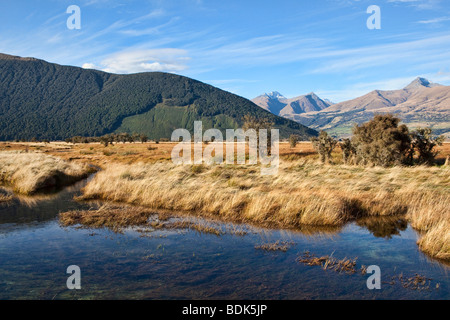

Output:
xmin=356 ymin=216 xmax=408 ymax=239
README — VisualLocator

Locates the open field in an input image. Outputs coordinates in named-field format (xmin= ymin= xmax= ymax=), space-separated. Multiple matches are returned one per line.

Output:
xmin=1 ymin=141 xmax=449 ymax=167
xmin=1 ymin=141 xmax=449 ymax=260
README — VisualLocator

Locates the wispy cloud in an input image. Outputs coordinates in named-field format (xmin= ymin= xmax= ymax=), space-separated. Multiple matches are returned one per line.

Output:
xmin=418 ymin=16 xmax=450 ymax=24
xmin=120 ymin=17 xmax=179 ymax=36
xmin=309 ymin=34 xmax=450 ymax=74
xmin=387 ymin=0 xmax=442 ymax=9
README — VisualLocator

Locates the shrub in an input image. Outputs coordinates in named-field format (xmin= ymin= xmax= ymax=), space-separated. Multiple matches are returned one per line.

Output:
xmin=243 ymin=114 xmax=274 ymax=154
xmin=352 ymin=114 xmax=410 ymax=167
xmin=409 ymin=128 xmax=444 ymax=165
xmin=140 ymin=134 xmax=148 ymax=143
xmin=340 ymin=138 xmax=355 ymax=164
xmin=289 ymin=134 xmax=299 ymax=148
xmin=311 ymin=131 xmax=337 ymax=164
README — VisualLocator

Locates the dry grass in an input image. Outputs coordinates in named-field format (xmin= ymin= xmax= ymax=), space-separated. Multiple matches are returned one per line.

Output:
xmin=417 ymin=219 xmax=450 ymax=260
xmin=0 ymin=151 xmax=94 ymax=194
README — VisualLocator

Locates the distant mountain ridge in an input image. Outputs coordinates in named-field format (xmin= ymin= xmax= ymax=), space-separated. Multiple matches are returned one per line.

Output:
xmin=252 ymin=91 xmax=332 ymax=119
xmin=294 ymin=77 xmax=450 ymax=137
xmin=0 ymin=53 xmax=317 ymax=141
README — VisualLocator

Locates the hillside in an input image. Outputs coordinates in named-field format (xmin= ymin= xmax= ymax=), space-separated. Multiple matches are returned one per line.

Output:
xmin=252 ymin=92 xmax=331 ymax=118
xmin=288 ymin=78 xmax=450 ymax=137
xmin=0 ymin=54 xmax=317 ymax=141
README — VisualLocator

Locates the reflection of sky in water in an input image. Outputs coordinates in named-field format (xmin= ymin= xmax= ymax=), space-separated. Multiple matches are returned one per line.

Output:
xmin=0 ymin=182 xmax=448 ymax=300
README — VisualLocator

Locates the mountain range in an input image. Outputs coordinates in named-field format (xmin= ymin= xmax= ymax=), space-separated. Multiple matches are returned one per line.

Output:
xmin=0 ymin=53 xmax=317 ymax=141
xmin=252 ymin=91 xmax=332 ymax=117
xmin=252 ymin=77 xmax=450 ymax=137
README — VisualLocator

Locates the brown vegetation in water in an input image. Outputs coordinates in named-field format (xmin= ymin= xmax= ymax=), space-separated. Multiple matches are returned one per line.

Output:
xmin=297 ymin=251 xmax=359 ymax=274
xmin=255 ymin=241 xmax=296 ymax=252
xmin=59 ymin=204 xmax=246 ymax=236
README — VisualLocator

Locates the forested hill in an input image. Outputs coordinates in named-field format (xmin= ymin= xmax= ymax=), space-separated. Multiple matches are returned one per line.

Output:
xmin=0 ymin=53 xmax=317 ymax=141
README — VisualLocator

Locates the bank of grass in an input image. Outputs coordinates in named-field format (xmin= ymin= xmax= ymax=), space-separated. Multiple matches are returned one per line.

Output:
xmin=417 ymin=219 xmax=450 ymax=260
xmin=0 ymin=151 xmax=94 ymax=194
xmin=76 ymin=160 xmax=449 ymax=260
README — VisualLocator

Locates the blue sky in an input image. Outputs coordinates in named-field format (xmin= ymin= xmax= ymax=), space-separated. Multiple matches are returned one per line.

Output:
xmin=1 ymin=0 xmax=450 ymax=102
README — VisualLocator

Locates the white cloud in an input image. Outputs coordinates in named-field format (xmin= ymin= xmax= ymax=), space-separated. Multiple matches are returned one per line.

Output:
xmin=82 ymin=63 xmax=98 ymax=69
xmin=91 ymin=49 xmax=190 ymax=74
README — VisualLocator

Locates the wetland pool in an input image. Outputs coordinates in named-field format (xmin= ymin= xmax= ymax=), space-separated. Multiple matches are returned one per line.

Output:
xmin=0 ymin=179 xmax=448 ymax=300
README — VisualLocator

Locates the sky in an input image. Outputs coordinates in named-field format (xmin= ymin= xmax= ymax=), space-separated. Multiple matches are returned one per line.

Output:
xmin=1 ymin=0 xmax=450 ymax=102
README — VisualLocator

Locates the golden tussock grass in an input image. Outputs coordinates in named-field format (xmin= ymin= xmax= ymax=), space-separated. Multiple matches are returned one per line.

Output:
xmin=417 ymin=219 xmax=450 ymax=260
xmin=0 ymin=151 xmax=94 ymax=194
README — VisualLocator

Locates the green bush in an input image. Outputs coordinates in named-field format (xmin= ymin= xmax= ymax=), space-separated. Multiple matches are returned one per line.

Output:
xmin=409 ymin=128 xmax=444 ymax=165
xmin=352 ymin=114 xmax=411 ymax=167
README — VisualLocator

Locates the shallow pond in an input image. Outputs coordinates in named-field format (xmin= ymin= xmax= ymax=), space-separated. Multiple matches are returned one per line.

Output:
xmin=0 ymin=179 xmax=448 ymax=300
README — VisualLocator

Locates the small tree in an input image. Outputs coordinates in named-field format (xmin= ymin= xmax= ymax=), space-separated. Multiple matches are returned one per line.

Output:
xmin=409 ymin=128 xmax=444 ymax=165
xmin=100 ymin=135 xmax=109 ymax=147
xmin=352 ymin=114 xmax=411 ymax=167
xmin=340 ymin=138 xmax=355 ymax=164
xmin=140 ymin=134 xmax=148 ymax=144
xmin=311 ymin=131 xmax=337 ymax=164
xmin=289 ymin=134 xmax=299 ymax=148
xmin=242 ymin=114 xmax=274 ymax=155
xmin=132 ymin=133 xmax=140 ymax=143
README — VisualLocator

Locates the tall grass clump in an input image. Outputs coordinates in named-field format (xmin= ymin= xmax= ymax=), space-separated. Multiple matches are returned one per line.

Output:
xmin=0 ymin=151 xmax=94 ymax=194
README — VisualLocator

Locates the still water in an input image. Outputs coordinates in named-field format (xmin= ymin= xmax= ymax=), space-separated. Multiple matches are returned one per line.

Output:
xmin=0 ymin=178 xmax=448 ymax=300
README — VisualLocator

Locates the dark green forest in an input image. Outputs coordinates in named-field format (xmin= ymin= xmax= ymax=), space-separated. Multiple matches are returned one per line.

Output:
xmin=0 ymin=53 xmax=317 ymax=140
